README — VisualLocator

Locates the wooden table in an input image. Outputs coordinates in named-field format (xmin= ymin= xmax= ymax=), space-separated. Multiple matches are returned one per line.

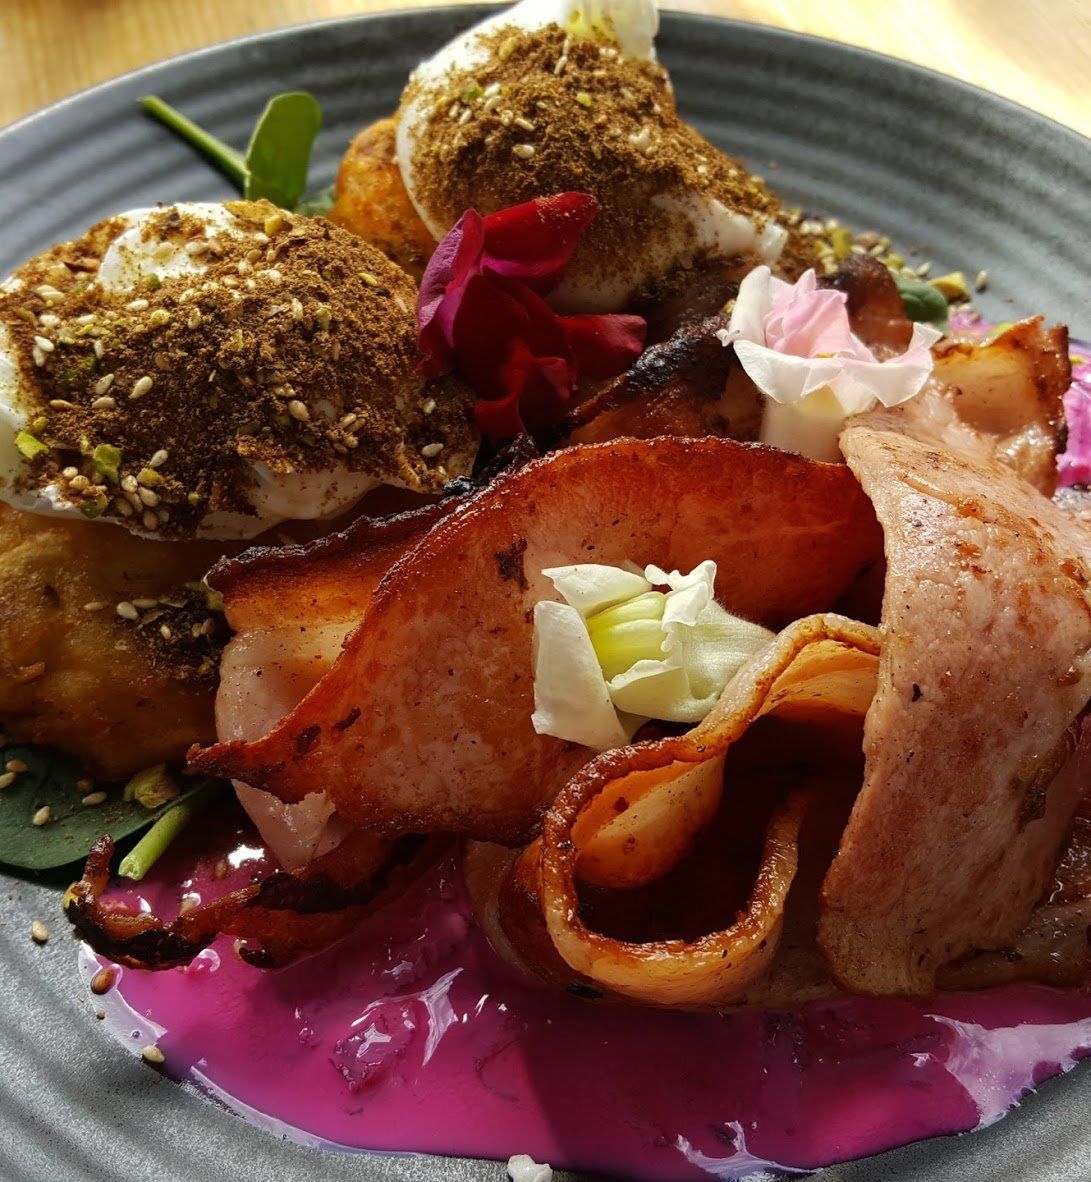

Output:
xmin=3 ymin=0 xmax=1090 ymax=138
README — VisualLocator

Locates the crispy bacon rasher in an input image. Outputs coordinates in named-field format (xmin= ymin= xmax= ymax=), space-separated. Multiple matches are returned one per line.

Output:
xmin=192 ymin=437 xmax=883 ymax=844
xmin=470 ymin=418 xmax=1091 ymax=1005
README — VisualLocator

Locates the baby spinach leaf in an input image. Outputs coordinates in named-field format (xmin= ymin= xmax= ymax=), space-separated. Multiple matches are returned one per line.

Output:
xmin=296 ymin=184 xmax=337 ymax=218
xmin=244 ymin=92 xmax=323 ymax=209
xmin=0 ymin=744 xmax=219 ymax=872
xmin=140 ymin=92 xmax=324 ymax=213
xmin=895 ymin=276 xmax=949 ymax=330
xmin=140 ymin=95 xmax=247 ymax=189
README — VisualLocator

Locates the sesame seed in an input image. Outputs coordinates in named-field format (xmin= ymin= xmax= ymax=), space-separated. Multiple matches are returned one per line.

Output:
xmin=38 ymin=313 xmax=60 ymax=327
xmin=90 ymin=966 xmax=116 ymax=995
xmin=83 ymin=600 xmax=107 ymax=612
xmin=975 ymin=269 xmax=988 ymax=291
xmin=512 ymin=143 xmax=536 ymax=160
xmin=130 ymin=375 xmax=153 ymax=400
xmin=131 ymin=597 xmax=158 ymax=610
xmin=91 ymin=395 xmax=117 ymax=410
xmin=31 ymin=346 xmax=47 ymax=367
xmin=290 ymin=298 xmax=304 ymax=321
xmin=149 ymin=449 xmax=169 ymax=468
xmin=32 ymin=806 xmax=51 ymax=827
xmin=264 ymin=269 xmax=283 ymax=283
xmin=74 ymin=313 xmax=96 ymax=326
xmin=458 ymin=108 xmax=473 ymax=125
xmin=186 ymin=308 xmax=203 ymax=330
xmin=513 ymin=116 xmax=536 ymax=132
xmin=185 ymin=239 xmax=210 ymax=256
xmin=142 ymin=510 xmax=159 ymax=532
xmin=314 ymin=304 xmax=332 ymax=331
xmin=35 ymin=284 xmax=64 ymax=303
xmin=137 ymin=487 xmax=159 ymax=507
xmin=82 ymin=791 xmax=107 ymax=807
xmin=31 ymin=920 xmax=50 ymax=944
xmin=93 ymin=339 xmax=105 ymax=360
xmin=0 ymin=773 xmax=15 ymax=790
xmin=49 ymin=399 xmax=75 ymax=410
xmin=422 ymin=398 xmax=436 ymax=415
xmin=288 ymin=399 xmax=310 ymax=421
xmin=126 ymin=298 xmax=150 ymax=313
xmin=116 ymin=601 xmax=139 ymax=621
xmin=141 ymin=1045 xmax=165 ymax=1066
xmin=68 ymin=474 xmax=90 ymax=492
xmin=339 ymin=413 xmax=357 ymax=428
xmin=115 ymin=498 xmax=135 ymax=518
xmin=7 ymin=758 xmax=27 ymax=773
xmin=148 ymin=308 xmax=170 ymax=327
xmin=33 ymin=335 xmax=55 ymax=353
xmin=553 ymin=54 xmax=569 ymax=75
xmin=484 ymin=81 xmax=502 ymax=97
xmin=159 ymin=624 xmax=173 ymax=641
xmin=421 ymin=442 xmax=444 ymax=458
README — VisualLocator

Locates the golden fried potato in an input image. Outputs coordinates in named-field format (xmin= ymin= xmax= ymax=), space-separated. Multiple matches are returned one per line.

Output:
xmin=328 ymin=118 xmax=436 ymax=281
xmin=0 ymin=504 xmax=235 ymax=777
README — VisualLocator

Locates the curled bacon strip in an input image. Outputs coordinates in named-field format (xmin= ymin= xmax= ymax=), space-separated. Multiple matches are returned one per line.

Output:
xmin=192 ymin=437 xmax=883 ymax=845
xmin=65 ymin=831 xmax=442 ymax=970
xmin=470 ymin=421 xmax=1091 ymax=1006
xmin=468 ymin=615 xmax=879 ymax=1007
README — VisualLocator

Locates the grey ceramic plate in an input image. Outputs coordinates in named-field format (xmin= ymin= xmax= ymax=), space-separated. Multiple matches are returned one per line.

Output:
xmin=1 ymin=8 xmax=1090 ymax=1182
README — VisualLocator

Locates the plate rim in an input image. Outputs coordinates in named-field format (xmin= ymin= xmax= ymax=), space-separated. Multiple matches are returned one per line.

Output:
xmin=0 ymin=8 xmax=1089 ymax=1182
xmin=2 ymin=3 xmax=1089 ymax=154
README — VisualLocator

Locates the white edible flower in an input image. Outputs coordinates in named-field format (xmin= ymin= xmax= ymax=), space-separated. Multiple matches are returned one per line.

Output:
xmin=717 ymin=266 xmax=943 ymax=461
xmin=531 ymin=560 xmax=774 ymax=751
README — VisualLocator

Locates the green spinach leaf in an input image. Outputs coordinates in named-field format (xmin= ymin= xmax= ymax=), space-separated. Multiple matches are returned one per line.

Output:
xmin=894 ymin=276 xmax=949 ymax=330
xmin=244 ymin=92 xmax=323 ymax=209
xmin=0 ymin=744 xmax=218 ymax=872
xmin=141 ymin=92 xmax=324 ymax=213
xmin=295 ymin=184 xmax=337 ymax=218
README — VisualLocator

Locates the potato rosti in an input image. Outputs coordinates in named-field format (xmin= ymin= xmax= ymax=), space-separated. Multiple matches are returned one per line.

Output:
xmin=0 ymin=503 xmax=231 ymax=777
xmin=327 ymin=118 xmax=436 ymax=281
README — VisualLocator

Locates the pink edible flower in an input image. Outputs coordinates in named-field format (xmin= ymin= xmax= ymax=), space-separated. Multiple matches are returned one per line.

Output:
xmin=1058 ymin=366 xmax=1091 ymax=487
xmin=720 ymin=267 xmax=942 ymax=412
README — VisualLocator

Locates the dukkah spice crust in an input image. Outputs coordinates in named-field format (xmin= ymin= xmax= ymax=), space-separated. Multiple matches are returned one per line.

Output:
xmin=403 ymin=25 xmax=809 ymax=299
xmin=1 ymin=200 xmax=477 ymax=538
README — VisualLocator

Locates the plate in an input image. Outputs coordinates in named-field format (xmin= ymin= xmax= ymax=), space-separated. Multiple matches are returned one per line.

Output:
xmin=1 ymin=8 xmax=1089 ymax=1181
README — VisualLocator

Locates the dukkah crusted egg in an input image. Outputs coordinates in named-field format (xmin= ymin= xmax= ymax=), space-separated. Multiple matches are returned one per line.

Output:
xmin=0 ymin=200 xmax=479 ymax=540
xmin=394 ymin=0 xmax=806 ymax=313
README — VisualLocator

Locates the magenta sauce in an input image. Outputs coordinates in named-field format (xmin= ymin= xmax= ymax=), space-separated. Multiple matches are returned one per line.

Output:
xmin=87 ymin=325 xmax=1091 ymax=1179
xmin=84 ymin=816 xmax=1091 ymax=1181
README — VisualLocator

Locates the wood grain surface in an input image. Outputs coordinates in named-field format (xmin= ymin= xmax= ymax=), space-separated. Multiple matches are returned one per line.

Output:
xmin=2 ymin=0 xmax=1090 ymax=137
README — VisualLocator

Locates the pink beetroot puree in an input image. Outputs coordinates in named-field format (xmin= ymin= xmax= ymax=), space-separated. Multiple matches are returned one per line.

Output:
xmin=81 ymin=815 xmax=1091 ymax=1180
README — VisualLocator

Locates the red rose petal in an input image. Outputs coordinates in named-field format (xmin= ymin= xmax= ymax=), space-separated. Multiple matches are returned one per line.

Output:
xmin=560 ymin=313 xmax=647 ymax=377
xmin=415 ymin=193 xmax=647 ymax=437
xmin=417 ymin=209 xmax=486 ymax=374
xmin=480 ymin=192 xmax=601 ymax=294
